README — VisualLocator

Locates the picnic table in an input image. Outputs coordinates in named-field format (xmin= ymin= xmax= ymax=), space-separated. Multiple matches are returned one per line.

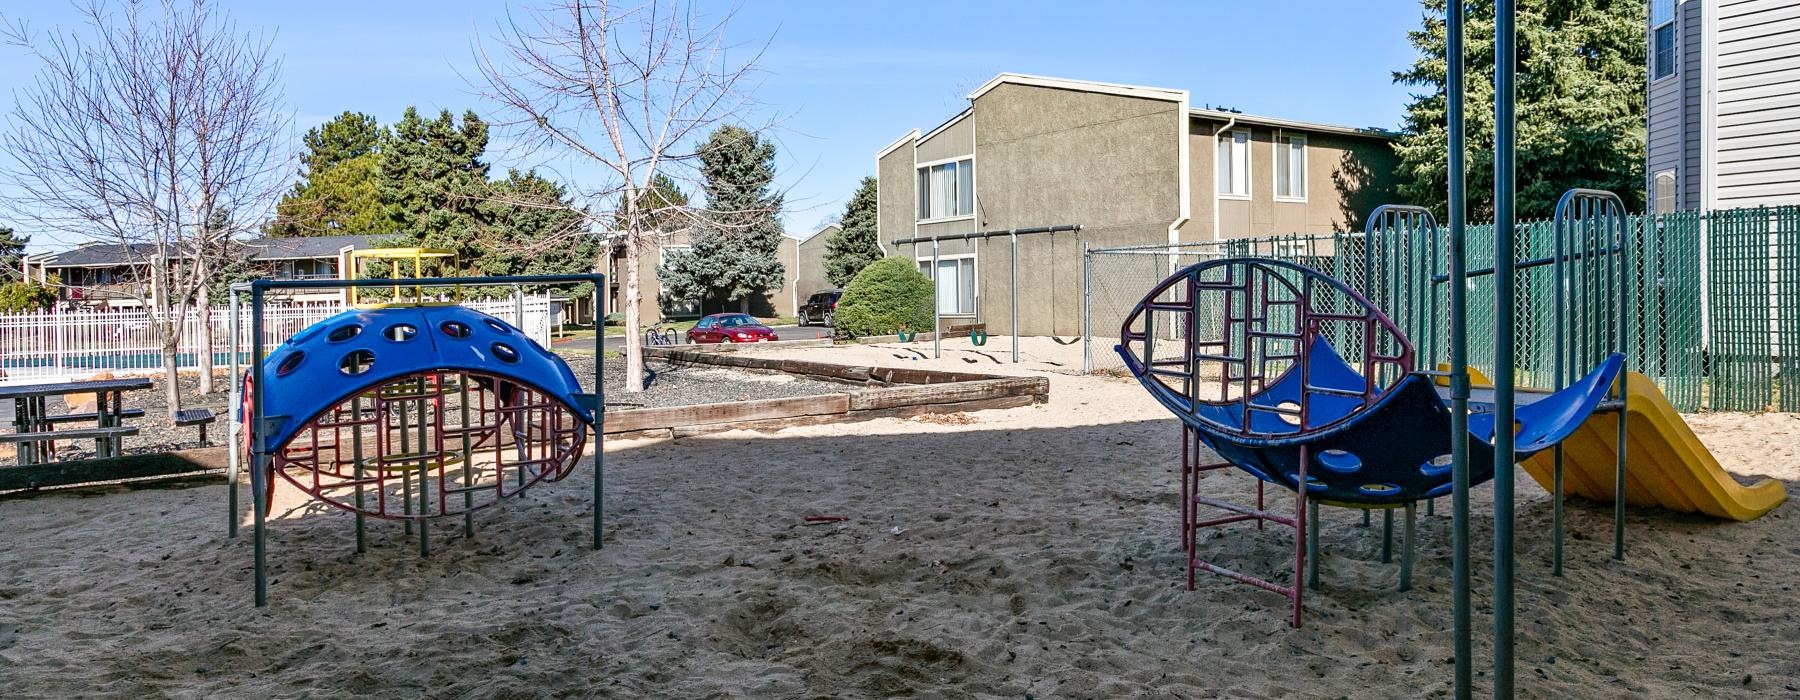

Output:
xmin=0 ymin=377 xmax=151 ymax=466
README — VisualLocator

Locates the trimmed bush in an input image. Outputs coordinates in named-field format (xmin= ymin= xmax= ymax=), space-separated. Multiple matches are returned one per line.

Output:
xmin=833 ymin=257 xmax=933 ymax=338
xmin=0 ymin=280 xmax=56 ymax=313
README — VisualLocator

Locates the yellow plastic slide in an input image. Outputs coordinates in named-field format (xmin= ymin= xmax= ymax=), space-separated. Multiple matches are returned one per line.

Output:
xmin=1518 ymin=372 xmax=1787 ymax=522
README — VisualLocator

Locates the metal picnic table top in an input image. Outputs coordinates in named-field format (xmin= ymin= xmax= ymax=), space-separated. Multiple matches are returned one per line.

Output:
xmin=0 ymin=377 xmax=153 ymax=400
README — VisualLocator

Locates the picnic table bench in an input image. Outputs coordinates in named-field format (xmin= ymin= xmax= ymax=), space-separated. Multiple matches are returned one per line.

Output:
xmin=173 ymin=408 xmax=217 ymax=446
xmin=1 ymin=377 xmax=151 ymax=466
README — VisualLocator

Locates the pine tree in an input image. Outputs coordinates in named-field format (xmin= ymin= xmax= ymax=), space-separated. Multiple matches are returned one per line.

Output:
xmin=659 ymin=125 xmax=785 ymax=314
xmin=1393 ymin=0 xmax=1646 ymax=218
xmin=0 ymin=225 xmax=27 ymax=280
xmin=267 ymin=112 xmax=389 ymax=236
xmin=824 ymin=176 xmax=881 ymax=287
xmin=380 ymin=108 xmax=491 ymax=265
xmin=478 ymin=169 xmax=597 ymax=295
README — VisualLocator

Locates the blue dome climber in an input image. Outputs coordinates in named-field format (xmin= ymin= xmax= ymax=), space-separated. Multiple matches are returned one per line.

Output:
xmin=256 ymin=305 xmax=590 ymax=452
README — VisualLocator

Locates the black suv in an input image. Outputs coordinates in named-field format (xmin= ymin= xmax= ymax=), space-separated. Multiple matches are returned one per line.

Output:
xmin=798 ymin=289 xmax=842 ymax=327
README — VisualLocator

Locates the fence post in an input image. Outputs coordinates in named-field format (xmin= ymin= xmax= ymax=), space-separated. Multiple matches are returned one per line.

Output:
xmin=1082 ymin=240 xmax=1092 ymax=373
xmin=53 ymin=306 xmax=66 ymax=376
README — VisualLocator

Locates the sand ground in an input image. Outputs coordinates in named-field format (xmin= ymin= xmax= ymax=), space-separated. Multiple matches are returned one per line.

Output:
xmin=0 ymin=337 xmax=1797 ymax=698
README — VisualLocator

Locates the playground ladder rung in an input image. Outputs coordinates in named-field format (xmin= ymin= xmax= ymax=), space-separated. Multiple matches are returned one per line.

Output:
xmin=314 ymin=475 xmax=385 ymax=489
xmin=1309 ymin=312 xmax=1371 ymax=322
xmin=1195 ymin=282 xmax=1249 ymax=291
xmin=1196 ymin=353 xmax=1244 ymax=363
xmin=1147 ymin=369 xmax=1193 ymax=380
xmin=1192 ymin=495 xmax=1298 ymax=527
xmin=1247 ymin=330 xmax=1303 ymax=340
xmin=1305 ymin=385 xmax=1367 ymax=398
xmin=1191 ymin=560 xmax=1298 ymax=598
xmin=375 ymin=450 xmax=450 ymax=465
xmin=1248 ymin=403 xmax=1300 ymax=415
xmin=1192 ymin=513 xmax=1263 ymax=529
xmin=1144 ymin=302 xmax=1191 ymax=312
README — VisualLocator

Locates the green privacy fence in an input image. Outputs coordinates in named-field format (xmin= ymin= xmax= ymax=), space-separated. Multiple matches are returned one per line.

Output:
xmin=1090 ymin=204 xmax=1800 ymax=412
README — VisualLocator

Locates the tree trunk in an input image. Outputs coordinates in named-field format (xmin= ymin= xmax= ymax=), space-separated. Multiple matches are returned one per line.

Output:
xmin=196 ymin=283 xmax=215 ymax=394
xmin=738 ymin=295 xmax=749 ymax=315
xmin=622 ymin=235 xmax=644 ymax=394
xmin=151 ymin=256 xmax=183 ymax=418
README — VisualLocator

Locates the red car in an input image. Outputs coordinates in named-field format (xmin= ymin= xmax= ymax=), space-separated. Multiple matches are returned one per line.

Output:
xmin=686 ymin=313 xmax=780 ymax=344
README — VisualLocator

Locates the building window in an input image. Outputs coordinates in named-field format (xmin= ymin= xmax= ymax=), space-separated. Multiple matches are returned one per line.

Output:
xmin=1653 ymin=170 xmax=1677 ymax=213
xmin=916 ymin=159 xmax=974 ymax=220
xmin=1217 ymin=129 xmax=1250 ymax=197
xmin=917 ymin=257 xmax=976 ymax=315
xmin=1274 ymin=132 xmax=1307 ymax=200
xmin=1652 ymin=0 xmax=1675 ymax=80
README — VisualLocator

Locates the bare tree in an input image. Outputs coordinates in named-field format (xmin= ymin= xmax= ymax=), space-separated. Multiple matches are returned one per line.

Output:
xmin=471 ymin=0 xmax=770 ymax=393
xmin=0 ymin=0 xmax=287 ymax=410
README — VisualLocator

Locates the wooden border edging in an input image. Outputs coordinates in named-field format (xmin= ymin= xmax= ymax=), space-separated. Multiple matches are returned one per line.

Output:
xmin=0 ymin=446 xmax=229 ymax=493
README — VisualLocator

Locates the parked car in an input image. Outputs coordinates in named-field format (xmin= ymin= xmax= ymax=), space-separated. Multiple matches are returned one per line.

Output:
xmin=798 ymin=289 xmax=842 ymax=327
xmin=686 ymin=313 xmax=780 ymax=344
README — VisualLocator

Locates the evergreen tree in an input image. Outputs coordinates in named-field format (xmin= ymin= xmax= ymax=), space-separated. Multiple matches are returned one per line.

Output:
xmin=0 ymin=225 xmax=27 ymax=280
xmin=659 ymin=125 xmax=785 ymax=314
xmin=1393 ymin=0 xmax=1645 ymax=218
xmin=478 ymin=169 xmax=597 ymax=294
xmin=824 ymin=176 xmax=881 ymax=287
xmin=379 ymin=107 xmax=491 ymax=267
xmin=268 ymin=112 xmax=389 ymax=236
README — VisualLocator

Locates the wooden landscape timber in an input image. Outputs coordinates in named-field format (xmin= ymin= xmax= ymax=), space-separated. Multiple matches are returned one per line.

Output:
xmin=612 ymin=347 xmax=1050 ymax=439
xmin=0 ymin=446 xmax=228 ymax=494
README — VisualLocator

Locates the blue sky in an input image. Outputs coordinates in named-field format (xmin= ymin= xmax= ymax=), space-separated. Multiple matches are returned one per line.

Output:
xmin=0 ymin=1 xmax=1427 ymax=252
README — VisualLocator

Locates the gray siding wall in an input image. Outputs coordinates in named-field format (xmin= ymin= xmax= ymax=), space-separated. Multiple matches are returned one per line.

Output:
xmin=1715 ymin=0 xmax=1800 ymax=207
xmin=1646 ymin=1 xmax=1691 ymax=206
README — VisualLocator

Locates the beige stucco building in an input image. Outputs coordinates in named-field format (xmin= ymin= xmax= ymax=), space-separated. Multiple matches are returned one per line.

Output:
xmin=792 ymin=224 xmax=837 ymax=301
xmin=877 ymin=74 xmax=1399 ymax=336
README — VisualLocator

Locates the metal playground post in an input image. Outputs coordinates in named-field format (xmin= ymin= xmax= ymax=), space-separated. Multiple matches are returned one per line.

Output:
xmin=889 ymin=224 xmax=1083 ymax=362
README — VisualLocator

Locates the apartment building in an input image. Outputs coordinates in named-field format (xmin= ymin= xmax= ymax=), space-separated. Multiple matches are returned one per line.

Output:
xmin=876 ymin=73 xmax=1398 ymax=336
xmin=1647 ymin=0 xmax=1800 ymax=211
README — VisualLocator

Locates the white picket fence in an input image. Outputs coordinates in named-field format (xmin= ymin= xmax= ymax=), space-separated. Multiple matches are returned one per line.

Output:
xmin=0 ymin=295 xmax=556 ymax=384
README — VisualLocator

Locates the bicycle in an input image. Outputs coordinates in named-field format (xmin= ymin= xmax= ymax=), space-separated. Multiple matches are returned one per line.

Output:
xmin=644 ymin=318 xmax=679 ymax=346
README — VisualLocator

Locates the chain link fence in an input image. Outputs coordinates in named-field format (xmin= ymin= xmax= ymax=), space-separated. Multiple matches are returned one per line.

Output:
xmin=1083 ymin=205 xmax=1800 ymax=413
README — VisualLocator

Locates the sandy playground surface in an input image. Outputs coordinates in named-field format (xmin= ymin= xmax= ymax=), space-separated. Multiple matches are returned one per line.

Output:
xmin=1 ymin=336 xmax=1798 ymax=697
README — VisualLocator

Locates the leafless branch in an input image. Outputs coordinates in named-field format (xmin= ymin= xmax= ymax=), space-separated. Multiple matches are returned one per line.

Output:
xmin=0 ymin=0 xmax=288 ymax=407
xmin=470 ymin=0 xmax=771 ymax=392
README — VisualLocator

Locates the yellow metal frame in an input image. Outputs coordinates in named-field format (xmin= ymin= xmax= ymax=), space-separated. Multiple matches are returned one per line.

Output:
xmin=349 ymin=247 xmax=460 ymax=308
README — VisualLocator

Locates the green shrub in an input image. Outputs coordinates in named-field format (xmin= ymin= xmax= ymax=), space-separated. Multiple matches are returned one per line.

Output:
xmin=0 ymin=280 xmax=56 ymax=313
xmin=833 ymin=257 xmax=933 ymax=338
